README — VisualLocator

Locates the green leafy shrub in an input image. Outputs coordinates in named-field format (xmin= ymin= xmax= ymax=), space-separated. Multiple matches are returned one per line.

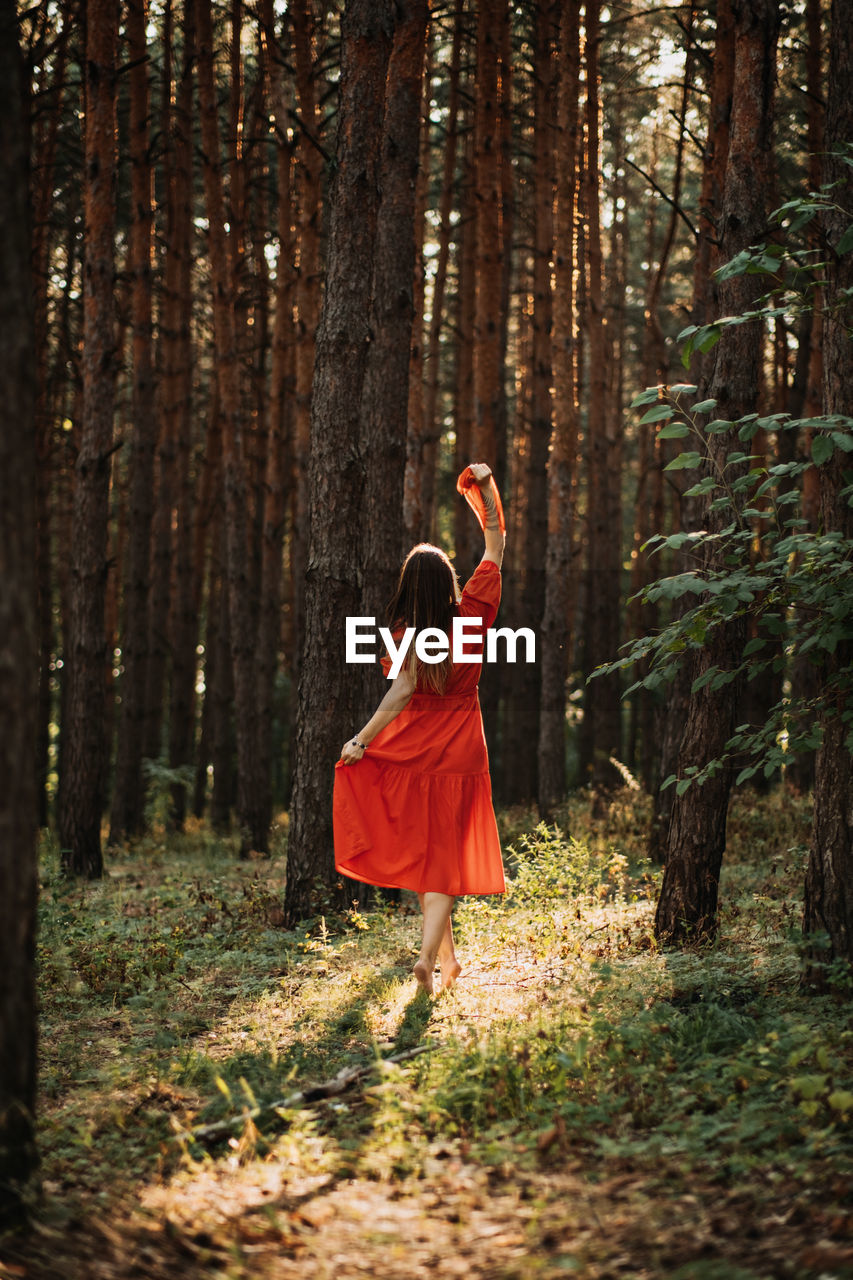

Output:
xmin=505 ymin=822 xmax=628 ymax=907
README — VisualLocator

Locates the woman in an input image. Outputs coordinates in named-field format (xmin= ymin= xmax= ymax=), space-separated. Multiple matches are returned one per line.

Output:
xmin=333 ymin=462 xmax=506 ymax=995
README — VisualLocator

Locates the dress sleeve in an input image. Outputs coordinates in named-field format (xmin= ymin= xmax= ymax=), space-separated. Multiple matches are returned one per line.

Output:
xmin=459 ymin=559 xmax=502 ymax=630
xmin=456 ymin=467 xmax=506 ymax=533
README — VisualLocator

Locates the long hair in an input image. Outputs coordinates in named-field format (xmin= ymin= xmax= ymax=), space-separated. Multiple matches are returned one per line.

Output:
xmin=385 ymin=543 xmax=461 ymax=693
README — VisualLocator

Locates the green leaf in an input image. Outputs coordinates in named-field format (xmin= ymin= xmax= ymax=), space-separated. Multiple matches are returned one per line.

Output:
xmin=680 ymin=324 xmax=721 ymax=369
xmin=631 ymin=387 xmax=664 ymax=407
xmin=664 ymin=451 xmax=703 ymax=472
xmin=692 ymin=399 xmax=717 ymax=415
xmin=669 ymin=383 xmax=699 ymax=395
xmin=812 ymin=434 xmax=835 ymax=467
xmin=683 ymin=478 xmax=718 ymax=498
xmin=715 ymin=248 xmax=765 ymax=282
xmin=705 ymin=419 xmax=734 ymax=435
xmin=658 ymin=421 xmax=690 ymax=440
xmin=640 ymin=404 xmax=675 ymax=424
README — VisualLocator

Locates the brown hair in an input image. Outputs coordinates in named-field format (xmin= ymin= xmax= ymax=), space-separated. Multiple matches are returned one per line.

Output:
xmin=385 ymin=543 xmax=461 ymax=693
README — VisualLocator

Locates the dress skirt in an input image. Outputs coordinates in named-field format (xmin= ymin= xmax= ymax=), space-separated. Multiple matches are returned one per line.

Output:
xmin=333 ymin=558 xmax=506 ymax=897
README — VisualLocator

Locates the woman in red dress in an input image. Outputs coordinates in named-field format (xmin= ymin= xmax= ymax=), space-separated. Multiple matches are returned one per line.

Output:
xmin=333 ymin=463 xmax=506 ymax=994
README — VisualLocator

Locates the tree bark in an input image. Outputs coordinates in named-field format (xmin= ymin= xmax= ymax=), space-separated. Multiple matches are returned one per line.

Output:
xmin=360 ymin=0 xmax=427 ymax=645
xmin=655 ymin=0 xmax=780 ymax=945
xmin=803 ymin=0 xmax=853 ymax=981
xmin=197 ymin=0 xmax=267 ymax=854
xmin=510 ymin=0 xmax=558 ymax=805
xmin=538 ymin=0 xmax=580 ymax=818
xmin=402 ymin=26 xmax=431 ymax=550
xmin=284 ymin=0 xmax=394 ymax=925
xmin=0 ymin=0 xmax=38 ymax=1222
xmin=33 ymin=16 xmax=68 ymax=830
xmin=110 ymin=0 xmax=156 ymax=843
xmin=58 ymin=0 xmax=119 ymax=877
xmin=453 ymin=127 xmax=478 ymax=574
xmin=472 ymin=0 xmax=505 ymax=464
xmin=649 ymin=0 xmax=735 ymax=861
xmin=290 ymin=0 xmax=326 ymax=689
xmin=580 ymin=0 xmax=623 ymax=792
xmin=405 ymin=8 xmax=462 ymax=547
xmin=257 ymin=0 xmax=296 ymax=829
xmin=165 ymin=0 xmax=199 ymax=829
xmin=784 ymin=0 xmax=823 ymax=796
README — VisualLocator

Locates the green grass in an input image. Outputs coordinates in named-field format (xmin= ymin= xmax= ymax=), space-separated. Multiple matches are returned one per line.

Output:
xmin=14 ymin=788 xmax=853 ymax=1278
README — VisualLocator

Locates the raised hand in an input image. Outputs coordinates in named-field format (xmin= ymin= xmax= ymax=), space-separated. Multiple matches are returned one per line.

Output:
xmin=469 ymin=461 xmax=493 ymax=488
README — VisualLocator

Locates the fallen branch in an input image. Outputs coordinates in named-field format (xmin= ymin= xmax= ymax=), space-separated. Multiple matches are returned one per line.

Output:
xmin=173 ymin=1043 xmax=435 ymax=1146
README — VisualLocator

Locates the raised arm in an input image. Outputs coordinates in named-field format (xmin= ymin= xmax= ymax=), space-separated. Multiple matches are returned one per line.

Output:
xmin=468 ymin=461 xmax=505 ymax=568
xmin=339 ymin=667 xmax=416 ymax=764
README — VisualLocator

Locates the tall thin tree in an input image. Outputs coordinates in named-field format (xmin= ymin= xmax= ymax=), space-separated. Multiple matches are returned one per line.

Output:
xmin=538 ymin=0 xmax=581 ymax=817
xmin=803 ymin=0 xmax=853 ymax=981
xmin=110 ymin=0 xmax=156 ymax=842
xmin=655 ymin=0 xmax=781 ymax=944
xmin=285 ymin=0 xmax=395 ymax=925
xmin=196 ymin=0 xmax=267 ymax=853
xmin=0 ymin=0 xmax=38 ymax=1221
xmin=580 ymin=0 xmax=623 ymax=792
xmin=58 ymin=0 xmax=119 ymax=877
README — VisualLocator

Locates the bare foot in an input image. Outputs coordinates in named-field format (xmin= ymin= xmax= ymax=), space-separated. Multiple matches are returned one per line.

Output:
xmin=413 ymin=960 xmax=434 ymax=995
xmin=439 ymin=957 xmax=461 ymax=991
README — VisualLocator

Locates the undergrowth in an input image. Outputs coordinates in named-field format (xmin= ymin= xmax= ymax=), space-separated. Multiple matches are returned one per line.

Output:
xmin=19 ymin=788 xmax=853 ymax=1278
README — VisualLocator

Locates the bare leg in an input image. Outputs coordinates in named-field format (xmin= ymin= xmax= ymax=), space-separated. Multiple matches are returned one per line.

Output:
xmin=415 ymin=893 xmax=459 ymax=993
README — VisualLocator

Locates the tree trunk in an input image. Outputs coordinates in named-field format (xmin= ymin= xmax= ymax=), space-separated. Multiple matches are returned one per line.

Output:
xmin=538 ymin=0 xmax=581 ymax=818
xmin=580 ymin=0 xmax=623 ymax=792
xmin=147 ymin=0 xmax=178 ymax=770
xmin=649 ymin=0 xmax=735 ymax=860
xmin=453 ymin=127 xmax=477 ymax=573
xmin=166 ymin=0 xmax=199 ymax=829
xmin=257 ymin=0 xmax=295 ymax=827
xmin=512 ymin=0 xmax=558 ymax=805
xmin=0 ymin=0 xmax=38 ymax=1221
xmin=472 ymin=0 xmax=505 ymax=464
xmin=290 ymin=0 xmax=325 ymax=689
xmin=405 ymin=8 xmax=462 ymax=547
xmin=803 ymin=0 xmax=853 ymax=981
xmin=360 ymin=0 xmax=427 ymax=641
xmin=402 ymin=27 xmax=431 ymax=550
xmin=58 ymin=0 xmax=119 ymax=877
xmin=630 ymin=10 xmax=694 ymax=788
xmin=784 ymin=0 xmax=823 ymax=796
xmin=110 ymin=0 xmax=156 ymax=843
xmin=284 ymin=0 xmax=394 ymax=925
xmin=197 ymin=0 xmax=267 ymax=854
xmin=33 ymin=16 xmax=68 ymax=830
xmin=655 ymin=0 xmax=780 ymax=945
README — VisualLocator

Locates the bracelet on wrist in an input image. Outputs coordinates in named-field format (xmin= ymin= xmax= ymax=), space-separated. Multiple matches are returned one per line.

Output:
xmin=351 ymin=738 xmax=367 ymax=751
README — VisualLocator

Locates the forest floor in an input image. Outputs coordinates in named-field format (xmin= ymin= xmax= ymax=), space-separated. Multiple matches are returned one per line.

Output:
xmin=3 ymin=789 xmax=853 ymax=1280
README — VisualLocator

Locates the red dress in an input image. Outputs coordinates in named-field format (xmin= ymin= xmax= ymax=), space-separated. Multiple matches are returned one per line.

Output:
xmin=333 ymin=558 xmax=506 ymax=896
